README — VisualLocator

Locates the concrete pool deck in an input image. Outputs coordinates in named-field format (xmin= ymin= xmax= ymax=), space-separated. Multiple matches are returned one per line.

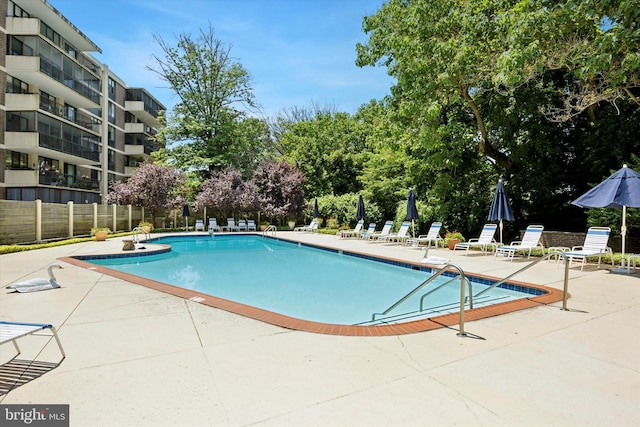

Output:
xmin=1 ymin=231 xmax=638 ymax=426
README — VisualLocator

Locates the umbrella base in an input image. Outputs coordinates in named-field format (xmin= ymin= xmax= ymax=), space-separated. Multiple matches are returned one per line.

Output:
xmin=610 ymin=267 xmax=633 ymax=275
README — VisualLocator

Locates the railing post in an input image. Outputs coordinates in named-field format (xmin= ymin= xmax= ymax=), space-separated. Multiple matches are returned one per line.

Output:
xmin=561 ymin=253 xmax=570 ymax=311
xmin=67 ymin=201 xmax=74 ymax=238
xmin=457 ymin=271 xmax=467 ymax=337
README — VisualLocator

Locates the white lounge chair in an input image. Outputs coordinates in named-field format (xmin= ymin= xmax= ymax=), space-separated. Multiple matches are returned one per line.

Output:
xmin=379 ymin=221 xmax=411 ymax=244
xmin=406 ymin=222 xmax=443 ymax=248
xmin=223 ymin=218 xmax=240 ymax=232
xmin=238 ymin=219 xmax=248 ymax=231
xmin=337 ymin=219 xmax=364 ymax=238
xmin=0 ymin=321 xmax=66 ymax=363
xmin=358 ymin=223 xmax=377 ymax=239
xmin=495 ymin=225 xmax=545 ymax=260
xmin=365 ymin=220 xmax=394 ymax=241
xmin=208 ymin=218 xmax=221 ymax=232
xmin=294 ymin=219 xmax=318 ymax=232
xmin=454 ymin=224 xmax=498 ymax=255
xmin=247 ymin=219 xmax=257 ymax=231
xmin=562 ymin=227 xmax=613 ymax=270
xmin=195 ymin=219 xmax=205 ymax=231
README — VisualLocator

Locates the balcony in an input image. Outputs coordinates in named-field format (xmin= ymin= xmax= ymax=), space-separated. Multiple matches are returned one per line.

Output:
xmin=3 ymin=168 xmax=100 ymax=191
xmin=4 ymin=169 xmax=39 ymax=186
xmin=124 ymin=123 xmax=146 ymax=133
xmin=6 ymin=56 xmax=100 ymax=109
xmin=5 ymin=93 xmax=101 ymax=134
xmin=124 ymin=101 xmax=160 ymax=127
xmin=4 ymin=132 xmax=101 ymax=164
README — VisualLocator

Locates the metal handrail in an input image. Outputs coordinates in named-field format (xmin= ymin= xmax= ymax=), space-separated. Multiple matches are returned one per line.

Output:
xmin=475 ymin=251 xmax=571 ymax=311
xmin=131 ymin=226 xmax=149 ymax=242
xmin=420 ymin=274 xmax=473 ymax=312
xmin=263 ymin=225 xmax=277 ymax=236
xmin=371 ymin=263 xmax=471 ymax=337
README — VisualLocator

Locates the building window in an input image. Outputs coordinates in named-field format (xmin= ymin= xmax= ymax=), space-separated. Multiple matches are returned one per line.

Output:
xmin=5 ymin=151 xmax=28 ymax=169
xmin=108 ymin=102 xmax=115 ymax=124
xmin=40 ymin=22 xmax=61 ymax=47
xmin=6 ymin=75 xmax=29 ymax=94
xmin=39 ymin=90 xmax=56 ymax=113
xmin=8 ymin=1 xmax=30 ymax=18
xmin=108 ymin=126 xmax=116 ymax=147
xmin=64 ymin=104 xmax=76 ymax=122
xmin=108 ymin=78 xmax=116 ymax=100
xmin=6 ymin=111 xmax=33 ymax=132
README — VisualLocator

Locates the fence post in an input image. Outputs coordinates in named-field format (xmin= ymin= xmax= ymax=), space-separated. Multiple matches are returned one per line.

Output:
xmin=35 ymin=199 xmax=42 ymax=242
xmin=112 ymin=204 xmax=117 ymax=232
xmin=92 ymin=203 xmax=98 ymax=229
xmin=68 ymin=201 xmax=74 ymax=238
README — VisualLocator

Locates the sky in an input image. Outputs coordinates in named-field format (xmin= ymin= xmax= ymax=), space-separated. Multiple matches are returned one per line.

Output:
xmin=49 ymin=0 xmax=393 ymax=119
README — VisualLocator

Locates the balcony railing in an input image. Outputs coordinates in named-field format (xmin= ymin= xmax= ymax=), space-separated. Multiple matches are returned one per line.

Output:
xmin=38 ymin=170 xmax=100 ymax=190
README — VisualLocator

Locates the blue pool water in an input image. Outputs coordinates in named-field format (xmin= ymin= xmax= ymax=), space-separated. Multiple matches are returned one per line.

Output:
xmin=87 ymin=235 xmax=536 ymax=325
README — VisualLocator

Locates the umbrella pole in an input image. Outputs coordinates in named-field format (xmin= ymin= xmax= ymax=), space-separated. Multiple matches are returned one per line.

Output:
xmin=612 ymin=205 xmax=629 ymax=273
xmin=621 ymin=205 xmax=627 ymax=268
xmin=499 ymin=220 xmax=503 ymax=244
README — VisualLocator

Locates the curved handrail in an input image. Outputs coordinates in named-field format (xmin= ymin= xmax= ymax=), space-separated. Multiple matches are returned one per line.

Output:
xmin=263 ymin=225 xmax=277 ymax=236
xmin=131 ymin=226 xmax=150 ymax=242
xmin=371 ymin=263 xmax=471 ymax=337
xmin=474 ymin=251 xmax=571 ymax=310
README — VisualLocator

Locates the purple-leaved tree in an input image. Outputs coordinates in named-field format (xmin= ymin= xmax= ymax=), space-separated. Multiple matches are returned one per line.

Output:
xmin=105 ymin=161 xmax=185 ymax=225
xmin=252 ymin=159 xmax=305 ymax=221
xmin=194 ymin=167 xmax=258 ymax=217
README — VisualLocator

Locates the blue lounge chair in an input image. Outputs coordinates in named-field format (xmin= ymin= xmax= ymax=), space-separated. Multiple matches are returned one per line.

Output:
xmin=0 ymin=321 xmax=66 ymax=363
xmin=294 ymin=219 xmax=318 ymax=232
xmin=365 ymin=220 xmax=394 ymax=241
xmin=495 ymin=225 xmax=545 ymax=260
xmin=378 ymin=221 xmax=411 ymax=244
xmin=406 ymin=222 xmax=443 ymax=248
xmin=208 ymin=218 xmax=221 ymax=232
xmin=561 ymin=227 xmax=613 ymax=270
xmin=454 ymin=224 xmax=498 ymax=255
xmin=337 ymin=219 xmax=365 ymax=238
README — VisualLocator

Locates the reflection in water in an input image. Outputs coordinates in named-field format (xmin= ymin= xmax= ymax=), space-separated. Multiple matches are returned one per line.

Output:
xmin=168 ymin=264 xmax=202 ymax=289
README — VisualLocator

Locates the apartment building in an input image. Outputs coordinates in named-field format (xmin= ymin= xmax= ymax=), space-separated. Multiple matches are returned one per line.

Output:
xmin=0 ymin=0 xmax=164 ymax=204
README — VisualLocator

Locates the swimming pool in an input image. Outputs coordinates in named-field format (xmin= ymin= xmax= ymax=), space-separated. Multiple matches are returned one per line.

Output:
xmin=75 ymin=235 xmax=549 ymax=327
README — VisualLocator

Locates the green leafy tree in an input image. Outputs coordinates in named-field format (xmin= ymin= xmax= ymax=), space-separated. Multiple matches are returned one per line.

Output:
xmin=279 ymin=109 xmax=371 ymax=198
xmin=148 ymin=24 xmax=268 ymax=179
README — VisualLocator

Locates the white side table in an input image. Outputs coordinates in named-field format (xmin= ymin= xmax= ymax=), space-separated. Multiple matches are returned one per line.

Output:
xmin=548 ymin=247 xmax=570 ymax=263
xmin=626 ymin=254 xmax=640 ymax=273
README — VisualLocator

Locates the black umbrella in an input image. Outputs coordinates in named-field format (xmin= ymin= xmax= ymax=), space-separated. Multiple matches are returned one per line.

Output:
xmin=356 ymin=194 xmax=366 ymax=222
xmin=182 ymin=204 xmax=190 ymax=231
xmin=313 ymin=198 xmax=319 ymax=218
xmin=487 ymin=179 xmax=515 ymax=243
xmin=572 ymin=164 xmax=640 ymax=272
xmin=406 ymin=189 xmax=419 ymax=238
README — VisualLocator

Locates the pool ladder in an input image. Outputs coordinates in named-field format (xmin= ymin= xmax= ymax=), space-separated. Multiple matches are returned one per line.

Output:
xmin=370 ymin=251 xmax=573 ymax=337
xmin=371 ymin=263 xmax=472 ymax=337
xmin=132 ymin=226 xmax=150 ymax=243
xmin=263 ymin=225 xmax=277 ymax=236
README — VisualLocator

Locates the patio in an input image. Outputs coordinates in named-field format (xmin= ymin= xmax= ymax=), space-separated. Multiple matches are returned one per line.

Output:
xmin=0 ymin=232 xmax=638 ymax=426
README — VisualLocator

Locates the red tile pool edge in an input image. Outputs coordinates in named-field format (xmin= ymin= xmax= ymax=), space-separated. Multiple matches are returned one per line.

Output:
xmin=59 ymin=246 xmax=565 ymax=336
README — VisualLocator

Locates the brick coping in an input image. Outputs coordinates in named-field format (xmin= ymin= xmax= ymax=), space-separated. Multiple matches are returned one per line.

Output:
xmin=60 ymin=237 xmax=564 ymax=336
